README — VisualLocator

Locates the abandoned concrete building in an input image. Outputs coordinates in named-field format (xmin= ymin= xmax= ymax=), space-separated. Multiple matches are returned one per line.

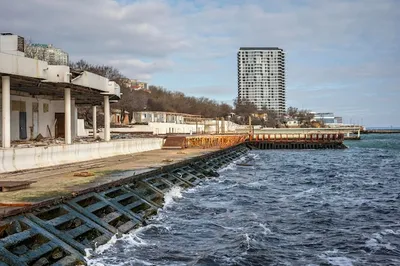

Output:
xmin=0 ymin=33 xmax=121 ymax=148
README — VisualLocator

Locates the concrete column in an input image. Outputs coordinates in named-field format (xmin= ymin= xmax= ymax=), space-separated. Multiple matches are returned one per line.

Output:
xmin=72 ymin=105 xmax=78 ymax=139
xmin=215 ymin=118 xmax=219 ymax=134
xmin=92 ymin=105 xmax=97 ymax=139
xmin=1 ymin=76 xmax=11 ymax=148
xmin=64 ymin=88 xmax=72 ymax=144
xmin=249 ymin=116 xmax=252 ymax=134
xmin=104 ymin=96 xmax=110 ymax=141
xmin=221 ymin=117 xmax=225 ymax=134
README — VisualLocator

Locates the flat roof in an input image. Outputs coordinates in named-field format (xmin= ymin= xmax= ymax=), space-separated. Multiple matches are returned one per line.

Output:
xmin=0 ymin=74 xmax=109 ymax=105
xmin=239 ymin=47 xmax=283 ymax=51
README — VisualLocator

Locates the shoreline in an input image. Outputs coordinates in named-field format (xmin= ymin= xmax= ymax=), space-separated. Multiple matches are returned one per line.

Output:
xmin=0 ymin=144 xmax=248 ymax=266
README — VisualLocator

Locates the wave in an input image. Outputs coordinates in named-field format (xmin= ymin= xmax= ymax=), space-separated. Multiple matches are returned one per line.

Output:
xmin=163 ymin=186 xmax=183 ymax=207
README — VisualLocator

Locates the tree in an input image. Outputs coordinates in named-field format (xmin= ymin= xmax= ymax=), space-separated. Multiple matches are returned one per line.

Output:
xmin=218 ymin=103 xmax=233 ymax=118
xmin=287 ymin=106 xmax=299 ymax=118
xmin=297 ymin=109 xmax=315 ymax=127
xmin=232 ymin=98 xmax=258 ymax=124
xmin=24 ymin=39 xmax=47 ymax=61
xmin=234 ymin=98 xmax=257 ymax=116
xmin=70 ymin=60 xmax=133 ymax=124
xmin=70 ymin=59 xmax=239 ymax=125
xmin=264 ymin=109 xmax=279 ymax=128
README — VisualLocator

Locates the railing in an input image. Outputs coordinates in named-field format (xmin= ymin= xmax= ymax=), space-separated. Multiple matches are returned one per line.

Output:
xmin=248 ymin=133 xmax=345 ymax=143
xmin=185 ymin=135 xmax=247 ymax=149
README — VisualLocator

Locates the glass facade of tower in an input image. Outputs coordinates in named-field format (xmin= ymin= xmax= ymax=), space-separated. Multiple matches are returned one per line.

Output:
xmin=237 ymin=47 xmax=286 ymax=115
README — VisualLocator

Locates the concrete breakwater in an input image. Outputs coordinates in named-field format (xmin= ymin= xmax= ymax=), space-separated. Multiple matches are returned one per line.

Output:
xmin=0 ymin=144 xmax=249 ymax=266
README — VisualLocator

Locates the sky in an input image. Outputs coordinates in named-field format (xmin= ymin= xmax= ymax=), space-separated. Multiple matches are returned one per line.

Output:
xmin=1 ymin=0 xmax=399 ymax=127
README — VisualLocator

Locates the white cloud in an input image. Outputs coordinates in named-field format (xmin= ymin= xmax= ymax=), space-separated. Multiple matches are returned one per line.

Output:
xmin=107 ymin=58 xmax=174 ymax=81
xmin=1 ymin=0 xmax=399 ymax=125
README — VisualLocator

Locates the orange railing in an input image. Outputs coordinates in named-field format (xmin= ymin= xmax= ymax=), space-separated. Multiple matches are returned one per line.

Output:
xmin=185 ymin=135 xmax=247 ymax=149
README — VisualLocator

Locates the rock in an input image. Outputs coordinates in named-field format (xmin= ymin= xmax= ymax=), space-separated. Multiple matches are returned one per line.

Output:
xmin=73 ymin=218 xmax=82 ymax=227
xmin=51 ymin=248 xmax=64 ymax=260
xmin=81 ymin=238 xmax=90 ymax=246
xmin=31 ymin=257 xmax=49 ymax=266
xmin=11 ymin=245 xmax=28 ymax=255
xmin=30 ymin=243 xmax=41 ymax=250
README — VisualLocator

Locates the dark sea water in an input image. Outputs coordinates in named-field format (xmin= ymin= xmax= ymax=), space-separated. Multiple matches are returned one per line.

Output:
xmin=87 ymin=134 xmax=400 ymax=266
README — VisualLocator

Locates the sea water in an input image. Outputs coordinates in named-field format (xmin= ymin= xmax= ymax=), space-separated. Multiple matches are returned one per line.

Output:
xmin=87 ymin=134 xmax=400 ymax=265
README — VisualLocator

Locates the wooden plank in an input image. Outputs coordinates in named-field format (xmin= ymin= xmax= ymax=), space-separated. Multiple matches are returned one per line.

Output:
xmin=0 ymin=181 xmax=35 ymax=192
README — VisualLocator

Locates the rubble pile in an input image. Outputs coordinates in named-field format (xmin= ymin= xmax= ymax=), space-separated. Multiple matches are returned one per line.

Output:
xmin=10 ymin=135 xmax=105 ymax=148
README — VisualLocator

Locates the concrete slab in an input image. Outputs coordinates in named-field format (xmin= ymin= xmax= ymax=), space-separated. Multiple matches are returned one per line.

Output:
xmin=0 ymin=148 xmax=218 ymax=211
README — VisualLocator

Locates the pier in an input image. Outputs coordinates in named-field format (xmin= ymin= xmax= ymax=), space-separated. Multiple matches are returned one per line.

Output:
xmin=162 ymin=131 xmax=348 ymax=150
xmin=361 ymin=129 xmax=400 ymax=134
xmin=247 ymin=133 xmax=346 ymax=149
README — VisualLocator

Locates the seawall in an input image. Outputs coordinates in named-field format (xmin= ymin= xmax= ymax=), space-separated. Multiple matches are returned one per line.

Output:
xmin=0 ymin=144 xmax=249 ymax=266
xmin=0 ymin=138 xmax=164 ymax=173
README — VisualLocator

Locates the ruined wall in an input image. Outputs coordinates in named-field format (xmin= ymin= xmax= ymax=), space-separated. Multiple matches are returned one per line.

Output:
xmin=0 ymin=138 xmax=164 ymax=173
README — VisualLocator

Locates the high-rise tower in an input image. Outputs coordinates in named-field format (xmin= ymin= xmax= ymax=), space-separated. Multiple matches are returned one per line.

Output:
xmin=237 ymin=47 xmax=286 ymax=115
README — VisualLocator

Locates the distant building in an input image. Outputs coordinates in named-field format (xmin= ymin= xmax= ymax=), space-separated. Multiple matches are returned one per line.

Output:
xmin=111 ymin=109 xmax=122 ymax=125
xmin=25 ymin=43 xmax=69 ymax=65
xmin=132 ymin=111 xmax=202 ymax=124
xmin=311 ymin=112 xmax=335 ymax=124
xmin=286 ymin=119 xmax=300 ymax=127
xmin=124 ymin=79 xmax=149 ymax=92
xmin=237 ymin=47 xmax=286 ymax=115
xmin=334 ymin=117 xmax=343 ymax=124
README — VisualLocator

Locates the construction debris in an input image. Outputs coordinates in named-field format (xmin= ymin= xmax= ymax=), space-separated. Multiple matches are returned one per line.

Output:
xmin=34 ymin=133 xmax=44 ymax=141
xmin=73 ymin=172 xmax=95 ymax=177
xmin=0 ymin=181 xmax=36 ymax=192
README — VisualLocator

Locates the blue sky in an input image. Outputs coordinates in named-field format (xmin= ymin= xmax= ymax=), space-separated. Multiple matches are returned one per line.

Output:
xmin=1 ymin=0 xmax=399 ymax=126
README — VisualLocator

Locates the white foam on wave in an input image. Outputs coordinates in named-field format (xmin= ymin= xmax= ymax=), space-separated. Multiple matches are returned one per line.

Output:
xmin=163 ymin=186 xmax=183 ymax=207
xmin=365 ymin=231 xmax=396 ymax=251
xmin=318 ymin=250 xmax=355 ymax=266
xmin=382 ymin=229 xmax=400 ymax=235
xmin=84 ymin=225 xmax=160 ymax=266
xmin=219 ymin=163 xmax=238 ymax=173
xmin=325 ymin=257 xmax=354 ymax=266
xmin=293 ymin=188 xmax=316 ymax=198
xmin=93 ymin=234 xmax=119 ymax=255
xmin=259 ymin=223 xmax=272 ymax=235
xmin=86 ymin=257 xmax=154 ymax=266
xmin=243 ymin=233 xmax=251 ymax=250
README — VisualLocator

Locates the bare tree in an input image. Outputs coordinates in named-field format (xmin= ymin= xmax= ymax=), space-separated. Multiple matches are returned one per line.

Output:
xmin=24 ymin=38 xmax=47 ymax=61
xmin=287 ymin=106 xmax=299 ymax=118
xmin=297 ymin=109 xmax=315 ymax=127
xmin=264 ymin=109 xmax=279 ymax=128
xmin=71 ymin=59 xmax=238 ymax=124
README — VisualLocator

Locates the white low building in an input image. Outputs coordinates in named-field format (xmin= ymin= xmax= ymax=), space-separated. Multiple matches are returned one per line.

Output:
xmin=132 ymin=111 xmax=202 ymax=124
xmin=0 ymin=33 xmax=121 ymax=148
